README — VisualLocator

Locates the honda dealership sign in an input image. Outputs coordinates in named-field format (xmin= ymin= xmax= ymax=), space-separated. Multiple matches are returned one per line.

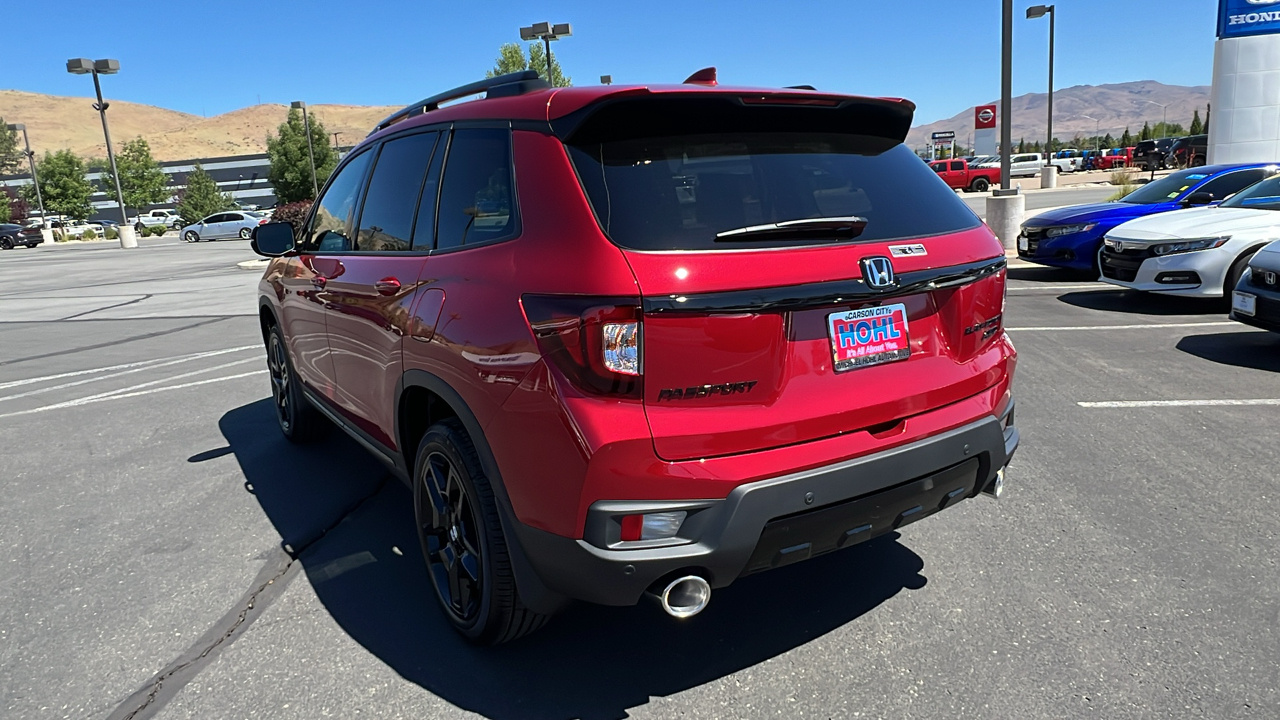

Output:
xmin=1218 ymin=0 xmax=1280 ymax=38
xmin=1210 ymin=0 xmax=1280 ymax=163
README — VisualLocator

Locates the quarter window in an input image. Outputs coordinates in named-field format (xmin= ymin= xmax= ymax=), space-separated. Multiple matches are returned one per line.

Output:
xmin=435 ymin=129 xmax=518 ymax=251
xmin=355 ymin=132 xmax=439 ymax=252
xmin=303 ymin=150 xmax=372 ymax=252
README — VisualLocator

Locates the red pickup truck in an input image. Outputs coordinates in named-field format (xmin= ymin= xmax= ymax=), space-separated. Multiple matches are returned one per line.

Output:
xmin=1095 ymin=147 xmax=1135 ymax=170
xmin=929 ymin=158 xmax=1002 ymax=192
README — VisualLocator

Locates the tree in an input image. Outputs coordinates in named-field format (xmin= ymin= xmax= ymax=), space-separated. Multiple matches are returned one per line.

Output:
xmin=0 ymin=120 xmax=21 ymax=176
xmin=176 ymin=164 xmax=234 ymax=224
xmin=1121 ymin=127 xmax=1133 ymax=146
xmin=0 ymin=189 xmax=10 ymax=224
xmin=96 ymin=138 xmax=170 ymax=220
xmin=267 ymin=107 xmax=337 ymax=204
xmin=1102 ymin=133 xmax=1116 ymax=148
xmin=22 ymin=150 xmax=93 ymax=220
xmin=1018 ymin=137 xmax=1026 ymax=153
xmin=1189 ymin=109 xmax=1203 ymax=135
xmin=1204 ymin=105 xmax=1211 ymax=135
xmin=486 ymin=42 xmax=572 ymax=87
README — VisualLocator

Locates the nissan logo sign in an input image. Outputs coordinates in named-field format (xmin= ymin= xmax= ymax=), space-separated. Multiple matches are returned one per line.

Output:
xmin=978 ymin=108 xmax=995 ymax=123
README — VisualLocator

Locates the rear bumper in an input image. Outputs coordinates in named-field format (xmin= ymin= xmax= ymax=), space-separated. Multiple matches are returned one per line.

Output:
xmin=512 ymin=404 xmax=1018 ymax=607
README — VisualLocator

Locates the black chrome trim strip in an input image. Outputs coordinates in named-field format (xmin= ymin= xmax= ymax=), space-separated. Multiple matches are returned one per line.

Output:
xmin=642 ymin=257 xmax=1006 ymax=315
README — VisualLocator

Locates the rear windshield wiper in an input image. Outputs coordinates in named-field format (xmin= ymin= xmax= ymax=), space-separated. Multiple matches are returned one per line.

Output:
xmin=714 ymin=216 xmax=868 ymax=241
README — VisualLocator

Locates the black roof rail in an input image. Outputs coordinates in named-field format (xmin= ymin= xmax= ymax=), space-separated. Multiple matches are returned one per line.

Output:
xmin=369 ymin=70 xmax=550 ymax=136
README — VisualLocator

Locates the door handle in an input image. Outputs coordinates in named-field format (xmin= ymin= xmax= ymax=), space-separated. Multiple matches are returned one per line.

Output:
xmin=374 ymin=277 xmax=401 ymax=295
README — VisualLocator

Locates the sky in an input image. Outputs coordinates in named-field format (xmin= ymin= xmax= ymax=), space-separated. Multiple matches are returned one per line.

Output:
xmin=6 ymin=0 xmax=1222 ymax=127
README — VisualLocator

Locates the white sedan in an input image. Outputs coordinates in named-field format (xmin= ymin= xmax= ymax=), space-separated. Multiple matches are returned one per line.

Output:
xmin=1099 ymin=174 xmax=1280 ymax=297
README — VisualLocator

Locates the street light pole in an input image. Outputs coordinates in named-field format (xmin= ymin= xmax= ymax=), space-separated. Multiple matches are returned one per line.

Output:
xmin=519 ymin=22 xmax=572 ymax=85
xmin=67 ymin=58 xmax=135 ymax=248
xmin=1145 ymin=100 xmax=1168 ymax=137
xmin=1081 ymin=115 xmax=1100 ymax=152
xmin=291 ymin=101 xmax=319 ymax=199
xmin=1027 ymin=5 xmax=1056 ymax=154
xmin=7 ymin=124 xmax=47 ymax=228
xmin=999 ymin=0 xmax=1013 ymax=190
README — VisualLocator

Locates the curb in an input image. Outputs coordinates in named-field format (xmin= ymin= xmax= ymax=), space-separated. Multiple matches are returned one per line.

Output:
xmin=236 ymin=259 xmax=269 ymax=270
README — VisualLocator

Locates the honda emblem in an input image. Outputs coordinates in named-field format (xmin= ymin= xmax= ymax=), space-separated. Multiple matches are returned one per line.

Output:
xmin=861 ymin=256 xmax=896 ymax=289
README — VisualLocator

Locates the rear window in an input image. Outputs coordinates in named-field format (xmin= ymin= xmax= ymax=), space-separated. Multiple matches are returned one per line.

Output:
xmin=566 ymin=133 xmax=980 ymax=251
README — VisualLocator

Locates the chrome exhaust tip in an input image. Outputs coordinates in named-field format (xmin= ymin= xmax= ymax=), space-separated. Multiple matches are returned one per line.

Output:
xmin=981 ymin=468 xmax=1005 ymax=500
xmin=653 ymin=575 xmax=712 ymax=618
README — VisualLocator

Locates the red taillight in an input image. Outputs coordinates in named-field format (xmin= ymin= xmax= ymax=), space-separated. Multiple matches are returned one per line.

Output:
xmin=521 ymin=294 xmax=642 ymax=399
xmin=258 ymin=219 xmax=268 ymax=225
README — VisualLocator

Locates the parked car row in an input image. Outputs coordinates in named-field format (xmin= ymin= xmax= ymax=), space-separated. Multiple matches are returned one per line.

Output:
xmin=1017 ymin=161 xmax=1280 ymax=333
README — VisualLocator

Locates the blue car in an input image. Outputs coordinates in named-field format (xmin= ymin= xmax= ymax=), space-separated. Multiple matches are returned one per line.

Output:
xmin=1017 ymin=164 xmax=1278 ymax=274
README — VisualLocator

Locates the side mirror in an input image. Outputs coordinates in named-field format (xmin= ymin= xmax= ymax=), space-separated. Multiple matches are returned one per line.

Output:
xmin=251 ymin=222 xmax=296 ymax=257
xmin=1183 ymin=191 xmax=1214 ymax=207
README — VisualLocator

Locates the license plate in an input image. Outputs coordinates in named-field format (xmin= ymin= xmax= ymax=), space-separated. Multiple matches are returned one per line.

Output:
xmin=1017 ymin=234 xmax=1029 ymax=251
xmin=827 ymin=303 xmax=911 ymax=373
xmin=1232 ymin=291 xmax=1257 ymax=317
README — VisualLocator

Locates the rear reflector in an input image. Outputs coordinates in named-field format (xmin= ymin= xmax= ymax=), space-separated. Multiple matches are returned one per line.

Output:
xmin=619 ymin=511 xmax=688 ymax=541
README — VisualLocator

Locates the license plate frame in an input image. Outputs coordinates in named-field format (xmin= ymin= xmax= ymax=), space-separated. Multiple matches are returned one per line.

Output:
xmin=1232 ymin=291 xmax=1257 ymax=317
xmin=1017 ymin=234 xmax=1029 ymax=252
xmin=827 ymin=303 xmax=911 ymax=373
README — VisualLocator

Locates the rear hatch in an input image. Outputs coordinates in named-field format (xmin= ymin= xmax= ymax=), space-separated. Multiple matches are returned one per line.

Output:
xmin=560 ymin=92 xmax=1008 ymax=461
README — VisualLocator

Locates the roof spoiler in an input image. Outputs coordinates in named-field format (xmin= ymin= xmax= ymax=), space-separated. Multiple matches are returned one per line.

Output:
xmin=369 ymin=70 xmax=551 ymax=136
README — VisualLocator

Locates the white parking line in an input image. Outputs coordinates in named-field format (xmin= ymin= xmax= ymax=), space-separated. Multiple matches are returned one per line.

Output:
xmin=1079 ymin=399 xmax=1280 ymax=408
xmin=0 ymin=358 xmax=261 ymax=420
xmin=0 ymin=345 xmax=258 ymax=391
xmin=0 ymin=346 xmax=260 ymax=403
xmin=1007 ymin=321 xmax=1238 ymax=332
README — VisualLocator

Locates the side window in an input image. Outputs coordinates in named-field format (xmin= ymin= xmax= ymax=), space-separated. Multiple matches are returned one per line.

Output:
xmin=413 ymin=132 xmax=448 ymax=250
xmin=304 ymin=150 xmax=372 ymax=252
xmin=435 ymin=128 xmax=517 ymax=251
xmin=931 ymin=162 xmax=946 ymax=174
xmin=1195 ymin=170 xmax=1267 ymax=200
xmin=206 ymin=213 xmax=228 ymax=224
xmin=355 ymin=132 xmax=438 ymax=252
xmin=950 ymin=161 xmax=964 ymax=171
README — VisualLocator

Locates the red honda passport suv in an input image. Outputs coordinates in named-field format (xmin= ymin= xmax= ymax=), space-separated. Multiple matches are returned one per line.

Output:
xmin=251 ymin=70 xmax=1019 ymax=644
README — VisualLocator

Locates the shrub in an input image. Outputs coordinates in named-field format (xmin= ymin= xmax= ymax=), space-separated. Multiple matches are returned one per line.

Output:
xmin=1107 ymin=169 xmax=1138 ymax=200
xmin=145 ymin=225 xmax=166 ymax=237
xmin=81 ymin=228 xmax=97 ymax=240
xmin=105 ymin=226 xmax=119 ymax=240
xmin=53 ymin=231 xmax=68 ymax=242
xmin=268 ymin=201 xmax=311 ymax=235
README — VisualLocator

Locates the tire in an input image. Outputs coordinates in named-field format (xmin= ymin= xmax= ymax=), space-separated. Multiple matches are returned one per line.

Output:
xmin=265 ymin=324 xmax=327 ymax=443
xmin=414 ymin=418 xmax=549 ymax=645
xmin=970 ymin=177 xmax=991 ymax=192
xmin=239 ymin=227 xmax=252 ymax=239
xmin=184 ymin=230 xmax=200 ymax=243
xmin=1225 ymin=250 xmax=1258 ymax=298
xmin=0 ymin=237 xmax=12 ymax=250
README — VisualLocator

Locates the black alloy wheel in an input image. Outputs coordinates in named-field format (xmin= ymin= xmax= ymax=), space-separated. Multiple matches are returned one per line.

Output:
xmin=413 ymin=419 xmax=549 ymax=644
xmin=0 ymin=236 xmax=12 ymax=250
xmin=418 ymin=447 xmax=485 ymax=625
xmin=265 ymin=324 xmax=324 ymax=443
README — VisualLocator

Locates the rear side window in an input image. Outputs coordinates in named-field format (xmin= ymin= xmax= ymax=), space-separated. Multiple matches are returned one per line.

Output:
xmin=355 ymin=132 xmax=438 ymax=252
xmin=1195 ymin=169 xmax=1267 ymax=201
xmin=950 ymin=161 xmax=964 ymax=171
xmin=567 ymin=133 xmax=980 ymax=251
xmin=435 ymin=129 xmax=518 ymax=251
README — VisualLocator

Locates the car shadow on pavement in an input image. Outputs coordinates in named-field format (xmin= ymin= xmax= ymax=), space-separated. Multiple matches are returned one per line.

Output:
xmin=222 ymin=398 xmax=930 ymax=720
xmin=1057 ymin=289 xmax=1227 ymax=316
xmin=1176 ymin=331 xmax=1280 ymax=372
xmin=1007 ymin=265 xmax=1096 ymax=283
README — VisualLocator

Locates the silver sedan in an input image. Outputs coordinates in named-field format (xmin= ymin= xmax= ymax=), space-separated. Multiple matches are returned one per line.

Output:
xmin=180 ymin=211 xmax=266 ymax=242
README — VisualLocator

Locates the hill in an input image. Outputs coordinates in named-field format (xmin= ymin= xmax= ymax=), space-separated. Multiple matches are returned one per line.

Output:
xmin=2 ymin=81 xmax=1211 ymax=161
xmin=906 ymin=81 xmax=1211 ymax=149
xmin=0 ymin=90 xmax=397 ymax=161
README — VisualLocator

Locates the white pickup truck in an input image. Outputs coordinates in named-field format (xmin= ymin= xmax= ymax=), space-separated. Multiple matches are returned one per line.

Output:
xmin=976 ymin=152 xmax=1080 ymax=178
xmin=128 ymin=209 xmax=183 ymax=233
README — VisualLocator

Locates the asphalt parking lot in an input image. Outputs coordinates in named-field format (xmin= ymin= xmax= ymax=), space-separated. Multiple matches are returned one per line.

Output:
xmin=1 ymin=239 xmax=1277 ymax=719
